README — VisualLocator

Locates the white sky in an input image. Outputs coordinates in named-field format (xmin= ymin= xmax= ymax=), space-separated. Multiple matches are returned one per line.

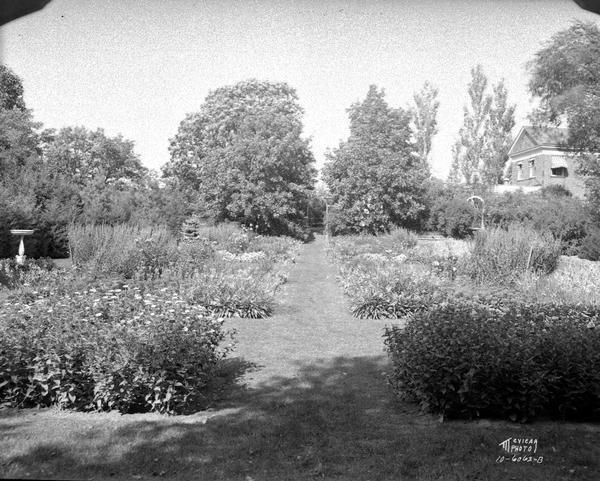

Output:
xmin=1 ymin=0 xmax=598 ymax=178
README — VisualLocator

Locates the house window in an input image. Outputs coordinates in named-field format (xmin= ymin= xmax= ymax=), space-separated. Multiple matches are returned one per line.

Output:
xmin=529 ymin=159 xmax=535 ymax=178
xmin=551 ymin=167 xmax=568 ymax=177
xmin=517 ymin=163 xmax=523 ymax=180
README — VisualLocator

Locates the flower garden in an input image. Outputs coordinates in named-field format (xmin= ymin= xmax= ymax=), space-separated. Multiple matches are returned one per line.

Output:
xmin=0 ymin=222 xmax=300 ymax=414
xmin=330 ymin=226 xmax=600 ymax=422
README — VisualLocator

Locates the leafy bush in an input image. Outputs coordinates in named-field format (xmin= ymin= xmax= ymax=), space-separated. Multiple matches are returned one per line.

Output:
xmin=0 ymin=188 xmax=71 ymax=260
xmin=485 ymin=191 xmax=590 ymax=255
xmin=385 ymin=227 xmax=418 ymax=250
xmin=0 ymin=283 xmax=232 ymax=414
xmin=540 ymin=184 xmax=573 ymax=197
xmin=424 ymin=184 xmax=592 ymax=255
xmin=384 ymin=300 xmax=600 ymax=421
xmin=578 ymin=227 xmax=600 ymax=261
xmin=460 ymin=225 xmax=561 ymax=285
xmin=428 ymin=198 xmax=478 ymax=239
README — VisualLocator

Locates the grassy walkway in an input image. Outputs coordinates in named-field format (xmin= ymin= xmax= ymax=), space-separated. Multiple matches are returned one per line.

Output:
xmin=223 ymin=233 xmax=393 ymax=385
xmin=1 ymin=235 xmax=599 ymax=480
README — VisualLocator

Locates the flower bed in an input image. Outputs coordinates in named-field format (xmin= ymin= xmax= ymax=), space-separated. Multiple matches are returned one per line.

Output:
xmin=0 ymin=282 xmax=233 ymax=414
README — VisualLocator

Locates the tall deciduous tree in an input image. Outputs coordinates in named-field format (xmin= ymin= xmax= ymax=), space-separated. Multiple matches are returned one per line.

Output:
xmin=528 ymin=21 xmax=600 ymax=217
xmin=412 ymin=81 xmax=439 ymax=164
xmin=322 ymin=85 xmax=429 ymax=234
xmin=43 ymin=126 xmax=147 ymax=186
xmin=449 ymin=65 xmax=492 ymax=184
xmin=449 ymin=65 xmax=515 ymax=185
xmin=0 ymin=64 xmax=26 ymax=111
xmin=164 ymin=79 xmax=316 ymax=236
xmin=528 ymin=21 xmax=600 ymax=122
xmin=481 ymin=80 xmax=516 ymax=184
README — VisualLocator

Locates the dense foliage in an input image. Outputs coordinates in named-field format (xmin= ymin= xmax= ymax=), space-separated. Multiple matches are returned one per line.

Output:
xmin=0 ymin=282 xmax=231 ymax=414
xmin=462 ymin=226 xmax=561 ymax=285
xmin=0 ymin=222 xmax=300 ymax=413
xmin=448 ymin=65 xmax=515 ymax=185
xmin=423 ymin=182 xmax=594 ymax=256
xmin=165 ymin=80 xmax=316 ymax=239
xmin=385 ymin=300 xmax=600 ymax=421
xmin=411 ymin=81 xmax=439 ymax=164
xmin=528 ymin=21 xmax=600 ymax=219
xmin=323 ymin=86 xmax=430 ymax=234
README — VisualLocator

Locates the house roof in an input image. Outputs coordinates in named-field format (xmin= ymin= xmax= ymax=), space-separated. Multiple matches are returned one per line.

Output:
xmin=508 ymin=126 xmax=570 ymax=157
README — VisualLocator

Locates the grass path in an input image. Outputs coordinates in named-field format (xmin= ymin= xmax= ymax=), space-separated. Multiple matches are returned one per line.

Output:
xmin=1 ymin=235 xmax=599 ymax=480
xmin=223 ymin=233 xmax=393 ymax=385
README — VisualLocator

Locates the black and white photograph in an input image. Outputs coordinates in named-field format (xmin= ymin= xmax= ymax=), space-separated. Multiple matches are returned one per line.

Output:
xmin=1 ymin=0 xmax=600 ymax=479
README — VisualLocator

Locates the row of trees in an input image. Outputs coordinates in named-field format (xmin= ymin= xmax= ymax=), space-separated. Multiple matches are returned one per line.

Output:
xmin=3 ymin=19 xmax=600 ymax=249
xmin=324 ymin=20 xmax=600 ymax=235
xmin=0 ymin=64 xmax=193 ymax=257
xmin=448 ymin=65 xmax=515 ymax=185
xmin=0 ymin=71 xmax=322 ymax=256
xmin=321 ymin=70 xmax=516 ymax=234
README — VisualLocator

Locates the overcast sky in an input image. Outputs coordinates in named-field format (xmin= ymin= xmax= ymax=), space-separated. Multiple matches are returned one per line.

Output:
xmin=1 ymin=0 xmax=599 ymax=178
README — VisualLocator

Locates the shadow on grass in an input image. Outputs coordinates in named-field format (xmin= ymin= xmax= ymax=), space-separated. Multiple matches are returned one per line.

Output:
xmin=3 ymin=355 xmax=600 ymax=481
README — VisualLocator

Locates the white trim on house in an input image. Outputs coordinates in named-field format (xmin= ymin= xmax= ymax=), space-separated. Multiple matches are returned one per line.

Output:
xmin=509 ymin=148 xmax=568 ymax=163
xmin=507 ymin=126 xmax=527 ymax=157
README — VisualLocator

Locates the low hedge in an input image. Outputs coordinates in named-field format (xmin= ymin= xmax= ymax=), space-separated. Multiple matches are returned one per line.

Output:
xmin=0 ymin=282 xmax=232 ymax=414
xmin=384 ymin=300 xmax=600 ymax=422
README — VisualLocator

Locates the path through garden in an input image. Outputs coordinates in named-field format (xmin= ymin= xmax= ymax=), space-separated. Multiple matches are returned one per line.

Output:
xmin=3 ymin=235 xmax=597 ymax=480
xmin=224 ymin=233 xmax=395 ymax=386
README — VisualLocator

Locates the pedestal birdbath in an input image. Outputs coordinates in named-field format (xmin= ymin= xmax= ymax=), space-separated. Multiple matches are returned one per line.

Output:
xmin=10 ymin=229 xmax=35 ymax=265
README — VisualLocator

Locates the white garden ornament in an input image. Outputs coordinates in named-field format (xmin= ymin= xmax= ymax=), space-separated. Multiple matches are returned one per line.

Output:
xmin=10 ymin=229 xmax=35 ymax=265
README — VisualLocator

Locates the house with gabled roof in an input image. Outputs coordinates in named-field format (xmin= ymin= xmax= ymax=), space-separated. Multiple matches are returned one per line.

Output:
xmin=504 ymin=126 xmax=586 ymax=197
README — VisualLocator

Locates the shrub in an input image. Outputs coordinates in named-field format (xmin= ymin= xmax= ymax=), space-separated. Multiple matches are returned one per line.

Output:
xmin=0 ymin=283 xmax=232 ymax=414
xmin=460 ymin=225 xmax=561 ymax=285
xmin=578 ymin=227 xmax=600 ymax=261
xmin=540 ymin=184 xmax=573 ymax=197
xmin=385 ymin=227 xmax=418 ymax=250
xmin=428 ymin=198 xmax=478 ymax=239
xmin=384 ymin=300 xmax=600 ymax=421
xmin=0 ymin=191 xmax=70 ymax=260
xmin=485 ymin=191 xmax=590 ymax=255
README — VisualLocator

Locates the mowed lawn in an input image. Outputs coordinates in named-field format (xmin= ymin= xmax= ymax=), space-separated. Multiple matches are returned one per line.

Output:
xmin=1 ymin=235 xmax=599 ymax=480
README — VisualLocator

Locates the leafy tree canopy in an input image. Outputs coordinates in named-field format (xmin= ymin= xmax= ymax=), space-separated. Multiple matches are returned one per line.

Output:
xmin=528 ymin=21 xmax=600 ymax=121
xmin=322 ymin=85 xmax=429 ymax=234
xmin=528 ymin=21 xmax=600 ymax=218
xmin=0 ymin=64 xmax=26 ymax=111
xmin=0 ymin=108 xmax=43 ymax=179
xmin=164 ymin=79 xmax=316 ymax=236
xmin=449 ymin=65 xmax=515 ymax=185
xmin=411 ymin=81 xmax=439 ymax=164
xmin=43 ymin=126 xmax=148 ymax=187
